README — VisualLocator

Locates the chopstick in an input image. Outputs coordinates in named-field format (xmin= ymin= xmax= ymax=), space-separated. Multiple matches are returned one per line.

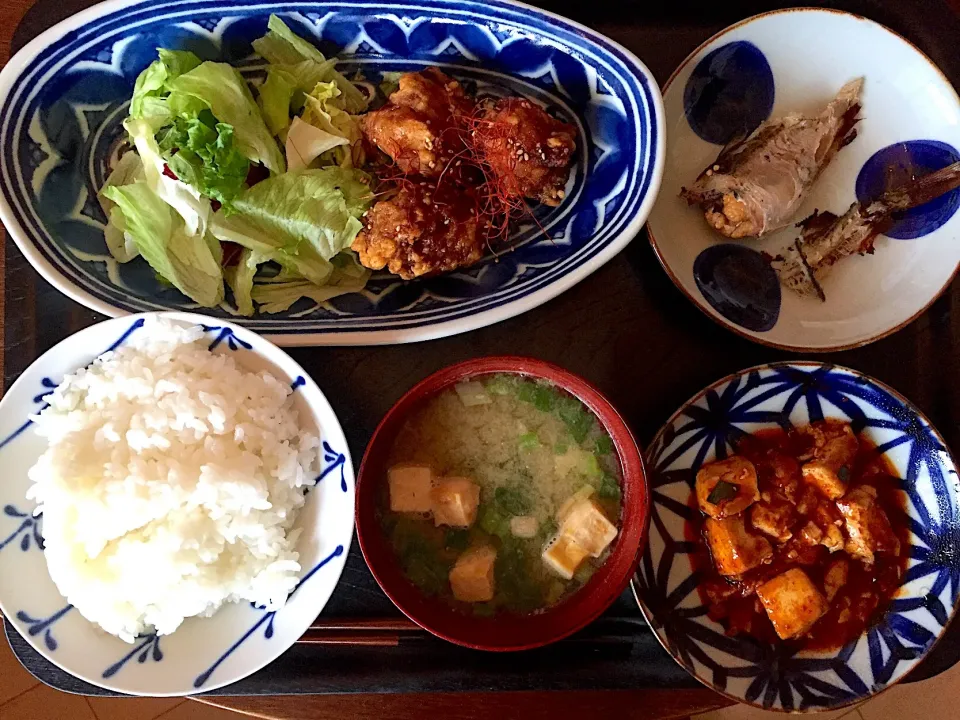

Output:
xmin=299 ymin=618 xmax=420 ymax=646
xmin=296 ymin=616 xmax=650 ymax=646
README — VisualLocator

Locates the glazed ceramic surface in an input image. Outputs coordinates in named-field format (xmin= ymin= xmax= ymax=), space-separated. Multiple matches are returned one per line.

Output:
xmin=355 ymin=357 xmax=649 ymax=651
xmin=0 ymin=0 xmax=664 ymax=345
xmin=648 ymin=9 xmax=960 ymax=351
xmin=0 ymin=312 xmax=355 ymax=695
xmin=633 ymin=362 xmax=960 ymax=711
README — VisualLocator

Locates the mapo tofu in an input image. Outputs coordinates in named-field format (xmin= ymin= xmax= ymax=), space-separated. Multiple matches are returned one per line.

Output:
xmin=691 ymin=422 xmax=908 ymax=646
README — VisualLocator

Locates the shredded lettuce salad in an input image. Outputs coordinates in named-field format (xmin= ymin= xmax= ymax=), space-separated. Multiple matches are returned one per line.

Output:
xmin=98 ymin=16 xmax=373 ymax=315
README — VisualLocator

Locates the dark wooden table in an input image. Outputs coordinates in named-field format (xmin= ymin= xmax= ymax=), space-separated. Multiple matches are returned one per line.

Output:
xmin=4 ymin=1 xmax=960 ymax=718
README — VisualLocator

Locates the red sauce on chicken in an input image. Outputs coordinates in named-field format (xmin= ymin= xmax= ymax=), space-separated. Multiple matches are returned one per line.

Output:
xmin=688 ymin=423 xmax=909 ymax=650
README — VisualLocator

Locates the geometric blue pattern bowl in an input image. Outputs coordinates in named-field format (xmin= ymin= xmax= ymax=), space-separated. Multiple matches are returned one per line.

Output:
xmin=0 ymin=312 xmax=355 ymax=695
xmin=632 ymin=362 xmax=960 ymax=711
xmin=0 ymin=0 xmax=664 ymax=345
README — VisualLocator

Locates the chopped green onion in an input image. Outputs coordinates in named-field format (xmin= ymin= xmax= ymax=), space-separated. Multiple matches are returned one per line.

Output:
xmin=532 ymin=384 xmax=556 ymax=412
xmin=706 ymin=480 xmax=739 ymax=505
xmin=594 ymin=435 xmax=614 ymax=456
xmin=597 ymin=474 xmax=621 ymax=500
xmin=518 ymin=432 xmax=539 ymax=451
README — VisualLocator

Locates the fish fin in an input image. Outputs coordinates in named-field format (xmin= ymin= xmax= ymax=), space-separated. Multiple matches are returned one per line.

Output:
xmin=879 ymin=160 xmax=960 ymax=212
xmin=791 ymin=239 xmax=827 ymax=302
xmin=798 ymin=209 xmax=841 ymax=234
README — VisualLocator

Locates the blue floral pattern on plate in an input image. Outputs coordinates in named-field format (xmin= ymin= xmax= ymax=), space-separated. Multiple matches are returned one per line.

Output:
xmin=632 ymin=362 xmax=960 ymax=711
xmin=0 ymin=0 xmax=663 ymax=344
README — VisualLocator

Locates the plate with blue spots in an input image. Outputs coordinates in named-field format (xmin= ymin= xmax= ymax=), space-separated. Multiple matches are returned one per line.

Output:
xmin=647 ymin=9 xmax=960 ymax=352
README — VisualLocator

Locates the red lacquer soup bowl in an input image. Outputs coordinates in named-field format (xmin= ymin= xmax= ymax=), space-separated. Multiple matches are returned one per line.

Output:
xmin=355 ymin=357 xmax=650 ymax=651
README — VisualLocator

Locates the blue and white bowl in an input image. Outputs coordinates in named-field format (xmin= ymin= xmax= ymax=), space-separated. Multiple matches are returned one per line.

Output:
xmin=633 ymin=362 xmax=960 ymax=711
xmin=0 ymin=0 xmax=663 ymax=346
xmin=0 ymin=312 xmax=355 ymax=695
xmin=648 ymin=9 xmax=960 ymax=351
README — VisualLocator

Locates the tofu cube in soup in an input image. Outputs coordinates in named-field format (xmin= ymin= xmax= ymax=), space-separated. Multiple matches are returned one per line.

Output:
xmin=543 ymin=533 xmax=591 ymax=580
xmin=388 ymin=465 xmax=433 ymax=513
xmin=431 ymin=477 xmax=480 ymax=527
xmin=704 ymin=515 xmax=774 ymax=576
xmin=696 ymin=456 xmax=760 ymax=518
xmin=449 ymin=545 xmax=497 ymax=602
xmin=756 ymin=568 xmax=828 ymax=640
xmin=799 ymin=421 xmax=858 ymax=500
xmin=836 ymin=485 xmax=900 ymax=564
xmin=560 ymin=498 xmax=618 ymax=557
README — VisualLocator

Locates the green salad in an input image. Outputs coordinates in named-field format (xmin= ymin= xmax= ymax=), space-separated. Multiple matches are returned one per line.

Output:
xmin=99 ymin=16 xmax=374 ymax=315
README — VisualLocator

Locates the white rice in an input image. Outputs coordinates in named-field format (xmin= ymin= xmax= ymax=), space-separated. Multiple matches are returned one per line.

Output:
xmin=26 ymin=317 xmax=320 ymax=643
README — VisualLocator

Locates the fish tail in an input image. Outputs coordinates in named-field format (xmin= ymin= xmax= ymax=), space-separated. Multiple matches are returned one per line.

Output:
xmin=879 ymin=160 xmax=960 ymax=212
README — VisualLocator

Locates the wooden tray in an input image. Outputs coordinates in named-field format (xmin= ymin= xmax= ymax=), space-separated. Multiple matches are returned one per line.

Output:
xmin=5 ymin=0 xmax=960 ymax=697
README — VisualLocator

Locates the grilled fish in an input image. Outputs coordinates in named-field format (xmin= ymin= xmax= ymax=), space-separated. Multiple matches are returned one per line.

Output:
xmin=775 ymin=160 xmax=960 ymax=300
xmin=681 ymin=78 xmax=863 ymax=239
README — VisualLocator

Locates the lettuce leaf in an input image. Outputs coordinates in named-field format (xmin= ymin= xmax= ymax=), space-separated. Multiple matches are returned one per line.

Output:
xmin=168 ymin=62 xmax=285 ymax=173
xmin=300 ymin=81 xmax=363 ymax=167
xmin=225 ymin=248 xmax=264 ymax=316
xmin=285 ymin=116 xmax=349 ymax=171
xmin=253 ymin=15 xmax=367 ymax=114
xmin=98 ymin=151 xmax=145 ymax=263
xmin=101 ymin=182 xmax=224 ymax=307
xmin=130 ymin=49 xmax=202 ymax=127
xmin=125 ymin=118 xmax=211 ymax=237
xmin=258 ymin=67 xmax=300 ymax=136
xmin=251 ymin=254 xmax=370 ymax=313
xmin=211 ymin=166 xmax=371 ymax=253
xmin=157 ymin=116 xmax=251 ymax=208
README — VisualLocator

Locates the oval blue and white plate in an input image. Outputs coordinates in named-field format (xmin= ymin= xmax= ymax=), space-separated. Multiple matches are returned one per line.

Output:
xmin=647 ymin=9 xmax=960 ymax=352
xmin=0 ymin=0 xmax=663 ymax=346
xmin=0 ymin=312 xmax=355 ymax=695
xmin=632 ymin=362 xmax=960 ymax=712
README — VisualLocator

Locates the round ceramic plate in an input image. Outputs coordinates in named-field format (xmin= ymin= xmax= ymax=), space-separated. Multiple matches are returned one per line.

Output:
xmin=0 ymin=312 xmax=355 ymax=695
xmin=632 ymin=362 xmax=960 ymax=712
xmin=647 ymin=8 xmax=960 ymax=352
xmin=0 ymin=0 xmax=664 ymax=346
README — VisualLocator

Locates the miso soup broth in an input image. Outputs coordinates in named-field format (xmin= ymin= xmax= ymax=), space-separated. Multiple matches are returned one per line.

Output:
xmin=380 ymin=373 xmax=623 ymax=615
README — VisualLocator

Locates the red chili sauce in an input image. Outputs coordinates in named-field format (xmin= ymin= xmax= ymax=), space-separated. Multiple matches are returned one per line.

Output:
xmin=688 ymin=424 xmax=910 ymax=651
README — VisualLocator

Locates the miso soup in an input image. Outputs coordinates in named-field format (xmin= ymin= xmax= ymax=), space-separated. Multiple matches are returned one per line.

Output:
xmin=380 ymin=373 xmax=623 ymax=616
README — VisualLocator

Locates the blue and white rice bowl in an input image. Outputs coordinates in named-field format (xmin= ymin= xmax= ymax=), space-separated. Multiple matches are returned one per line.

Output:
xmin=0 ymin=0 xmax=663 ymax=346
xmin=0 ymin=312 xmax=355 ymax=695
xmin=633 ymin=362 xmax=960 ymax=711
xmin=647 ymin=8 xmax=960 ymax=351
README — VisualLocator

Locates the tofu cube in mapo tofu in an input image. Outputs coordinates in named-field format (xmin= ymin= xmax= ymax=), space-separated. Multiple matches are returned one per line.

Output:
xmin=388 ymin=465 xmax=433 ymax=513
xmin=836 ymin=485 xmax=900 ymax=565
xmin=750 ymin=498 xmax=795 ymax=542
xmin=696 ymin=456 xmax=761 ymax=519
xmin=756 ymin=568 xmax=828 ymax=640
xmin=799 ymin=421 xmax=858 ymax=500
xmin=449 ymin=545 xmax=497 ymax=602
xmin=559 ymin=498 xmax=618 ymax=557
xmin=703 ymin=515 xmax=774 ymax=576
xmin=823 ymin=558 xmax=850 ymax=602
xmin=431 ymin=477 xmax=481 ymax=527
xmin=542 ymin=533 xmax=591 ymax=580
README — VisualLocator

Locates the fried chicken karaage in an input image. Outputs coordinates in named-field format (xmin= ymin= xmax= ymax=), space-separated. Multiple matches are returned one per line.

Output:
xmin=355 ymin=70 xmax=577 ymax=279
xmin=360 ymin=68 xmax=471 ymax=177
xmin=352 ymin=182 xmax=485 ymax=280
xmin=473 ymin=97 xmax=577 ymax=206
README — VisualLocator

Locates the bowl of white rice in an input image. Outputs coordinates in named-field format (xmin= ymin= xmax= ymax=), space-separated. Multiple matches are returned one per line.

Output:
xmin=0 ymin=312 xmax=354 ymax=695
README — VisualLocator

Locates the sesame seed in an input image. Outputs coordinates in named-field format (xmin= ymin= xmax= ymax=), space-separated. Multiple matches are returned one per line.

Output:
xmin=712 ymin=164 xmax=720 ymax=171
xmin=557 ymin=190 xmax=565 ymax=199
